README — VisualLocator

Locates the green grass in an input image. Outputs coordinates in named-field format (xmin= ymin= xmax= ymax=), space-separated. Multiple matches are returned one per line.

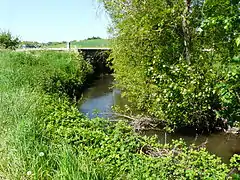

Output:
xmin=47 ymin=39 xmax=110 ymax=48
xmin=0 ymin=51 xmax=93 ymax=179
xmin=72 ymin=39 xmax=110 ymax=48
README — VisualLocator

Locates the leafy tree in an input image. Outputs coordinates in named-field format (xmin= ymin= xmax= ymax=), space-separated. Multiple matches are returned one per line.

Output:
xmin=86 ymin=36 xmax=102 ymax=40
xmin=0 ymin=31 xmax=19 ymax=50
xmin=199 ymin=0 xmax=240 ymax=125
xmin=100 ymin=0 xmax=240 ymax=131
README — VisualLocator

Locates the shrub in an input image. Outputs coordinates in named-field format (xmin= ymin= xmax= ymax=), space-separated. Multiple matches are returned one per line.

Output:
xmin=216 ymin=57 xmax=240 ymax=126
xmin=0 ymin=31 xmax=19 ymax=50
xmin=101 ymin=0 xmax=240 ymax=131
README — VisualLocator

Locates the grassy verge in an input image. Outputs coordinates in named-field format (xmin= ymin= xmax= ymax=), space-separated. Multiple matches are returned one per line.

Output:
xmin=0 ymin=51 xmax=92 ymax=179
xmin=47 ymin=39 xmax=110 ymax=48
xmin=0 ymin=50 xmax=238 ymax=179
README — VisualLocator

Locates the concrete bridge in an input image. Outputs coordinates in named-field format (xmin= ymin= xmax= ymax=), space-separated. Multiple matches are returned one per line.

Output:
xmin=78 ymin=48 xmax=112 ymax=74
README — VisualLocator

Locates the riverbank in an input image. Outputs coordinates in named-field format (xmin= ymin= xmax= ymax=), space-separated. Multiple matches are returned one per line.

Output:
xmin=0 ymin=51 xmax=239 ymax=179
xmin=79 ymin=74 xmax=240 ymax=163
xmin=0 ymin=50 xmax=91 ymax=179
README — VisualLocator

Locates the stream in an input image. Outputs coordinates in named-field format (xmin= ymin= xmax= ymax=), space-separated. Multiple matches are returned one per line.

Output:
xmin=78 ymin=74 xmax=240 ymax=163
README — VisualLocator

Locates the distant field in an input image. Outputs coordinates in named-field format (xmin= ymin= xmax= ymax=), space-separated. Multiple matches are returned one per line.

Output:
xmin=48 ymin=39 xmax=110 ymax=48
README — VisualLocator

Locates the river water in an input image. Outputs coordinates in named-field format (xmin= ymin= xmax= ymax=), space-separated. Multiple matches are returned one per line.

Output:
xmin=78 ymin=75 xmax=240 ymax=163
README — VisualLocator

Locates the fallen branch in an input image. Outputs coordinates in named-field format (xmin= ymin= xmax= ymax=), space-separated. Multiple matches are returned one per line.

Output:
xmin=226 ymin=168 xmax=238 ymax=179
xmin=100 ymin=112 xmax=136 ymax=121
xmin=140 ymin=145 xmax=182 ymax=157
xmin=100 ymin=112 xmax=164 ymax=131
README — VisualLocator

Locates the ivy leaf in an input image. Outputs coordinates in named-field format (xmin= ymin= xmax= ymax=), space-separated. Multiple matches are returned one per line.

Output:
xmin=236 ymin=36 xmax=240 ymax=47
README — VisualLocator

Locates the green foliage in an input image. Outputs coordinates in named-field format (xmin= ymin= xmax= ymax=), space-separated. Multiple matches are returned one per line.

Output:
xmin=0 ymin=51 xmax=92 ymax=179
xmin=37 ymin=97 xmax=230 ymax=179
xmin=0 ymin=51 xmax=92 ymax=96
xmin=230 ymin=154 xmax=240 ymax=171
xmin=0 ymin=31 xmax=19 ymax=49
xmin=229 ymin=154 xmax=240 ymax=179
xmin=199 ymin=1 xmax=240 ymax=126
xmin=0 ymin=50 xmax=236 ymax=179
xmin=216 ymin=58 xmax=240 ymax=125
xmin=86 ymin=36 xmax=102 ymax=40
xmin=200 ymin=0 xmax=240 ymax=58
xmin=20 ymin=41 xmax=42 ymax=48
xmin=101 ymin=0 xmax=240 ymax=131
xmin=72 ymin=39 xmax=110 ymax=48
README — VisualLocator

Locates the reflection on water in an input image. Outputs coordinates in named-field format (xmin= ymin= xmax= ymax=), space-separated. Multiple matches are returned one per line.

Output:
xmin=78 ymin=74 xmax=240 ymax=163
xmin=79 ymin=75 xmax=126 ymax=119
xmin=143 ymin=130 xmax=240 ymax=163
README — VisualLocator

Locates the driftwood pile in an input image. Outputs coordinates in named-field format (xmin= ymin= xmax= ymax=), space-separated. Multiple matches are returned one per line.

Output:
xmin=109 ymin=113 xmax=164 ymax=131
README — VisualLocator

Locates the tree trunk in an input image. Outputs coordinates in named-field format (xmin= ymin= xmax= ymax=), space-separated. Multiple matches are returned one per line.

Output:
xmin=182 ymin=0 xmax=191 ymax=64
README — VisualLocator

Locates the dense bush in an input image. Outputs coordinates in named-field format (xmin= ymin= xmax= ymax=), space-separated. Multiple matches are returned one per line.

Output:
xmin=101 ymin=0 xmax=240 ymax=131
xmin=0 ymin=31 xmax=19 ymax=49
xmin=216 ymin=57 xmax=240 ymax=126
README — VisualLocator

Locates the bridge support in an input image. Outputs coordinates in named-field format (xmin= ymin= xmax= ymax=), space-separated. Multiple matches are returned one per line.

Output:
xmin=78 ymin=48 xmax=112 ymax=74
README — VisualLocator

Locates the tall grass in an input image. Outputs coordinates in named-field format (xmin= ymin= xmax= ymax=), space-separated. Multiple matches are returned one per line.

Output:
xmin=0 ymin=51 xmax=94 ymax=179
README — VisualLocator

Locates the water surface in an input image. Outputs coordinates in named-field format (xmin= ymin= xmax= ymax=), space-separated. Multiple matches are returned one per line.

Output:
xmin=79 ymin=75 xmax=125 ymax=119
